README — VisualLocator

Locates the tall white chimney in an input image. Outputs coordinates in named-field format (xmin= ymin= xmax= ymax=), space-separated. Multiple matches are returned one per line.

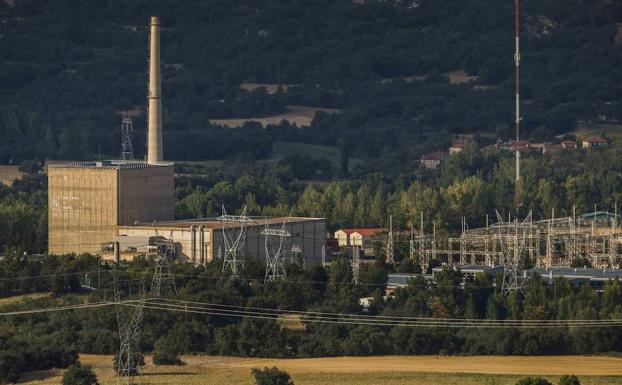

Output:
xmin=147 ymin=16 xmax=163 ymax=164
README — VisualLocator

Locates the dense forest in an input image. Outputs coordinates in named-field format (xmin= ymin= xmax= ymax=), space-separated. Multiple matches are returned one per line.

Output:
xmin=0 ymin=0 xmax=621 ymax=174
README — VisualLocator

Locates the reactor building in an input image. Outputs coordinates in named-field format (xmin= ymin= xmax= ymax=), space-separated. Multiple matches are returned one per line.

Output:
xmin=48 ymin=17 xmax=326 ymax=265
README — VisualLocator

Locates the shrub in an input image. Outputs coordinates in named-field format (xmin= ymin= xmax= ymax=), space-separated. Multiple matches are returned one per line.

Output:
xmin=251 ymin=367 xmax=294 ymax=385
xmin=559 ymin=375 xmax=580 ymax=385
xmin=152 ymin=337 xmax=184 ymax=366
xmin=61 ymin=364 xmax=99 ymax=385
xmin=515 ymin=377 xmax=553 ymax=385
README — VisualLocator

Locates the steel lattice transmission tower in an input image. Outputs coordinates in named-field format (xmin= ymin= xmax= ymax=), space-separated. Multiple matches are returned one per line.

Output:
xmin=121 ymin=113 xmax=134 ymax=161
xmin=494 ymin=211 xmax=532 ymax=294
xmin=114 ymin=274 xmax=146 ymax=385
xmin=218 ymin=205 xmax=251 ymax=275
xmin=262 ymin=222 xmax=291 ymax=282
xmin=385 ymin=215 xmax=395 ymax=265
xmin=352 ymin=245 xmax=361 ymax=284
xmin=150 ymin=239 xmax=177 ymax=297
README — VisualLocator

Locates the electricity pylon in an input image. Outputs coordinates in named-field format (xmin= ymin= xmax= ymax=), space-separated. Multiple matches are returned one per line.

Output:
xmin=494 ymin=210 xmax=533 ymax=294
xmin=150 ymin=239 xmax=177 ymax=297
xmin=262 ymin=222 xmax=291 ymax=282
xmin=121 ymin=113 xmax=134 ymax=160
xmin=218 ymin=205 xmax=251 ymax=275
xmin=114 ymin=273 xmax=146 ymax=385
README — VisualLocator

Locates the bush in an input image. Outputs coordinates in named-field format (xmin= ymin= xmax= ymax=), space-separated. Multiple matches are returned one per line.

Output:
xmin=152 ymin=337 xmax=184 ymax=366
xmin=559 ymin=375 xmax=580 ymax=385
xmin=61 ymin=364 xmax=99 ymax=385
xmin=515 ymin=377 xmax=553 ymax=385
xmin=251 ymin=367 xmax=294 ymax=385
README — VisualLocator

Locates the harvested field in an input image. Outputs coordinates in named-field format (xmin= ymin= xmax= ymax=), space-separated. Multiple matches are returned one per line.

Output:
xmin=19 ymin=355 xmax=622 ymax=385
xmin=446 ymin=70 xmax=478 ymax=84
xmin=240 ymin=82 xmax=292 ymax=94
xmin=0 ymin=165 xmax=23 ymax=186
xmin=210 ymin=105 xmax=340 ymax=128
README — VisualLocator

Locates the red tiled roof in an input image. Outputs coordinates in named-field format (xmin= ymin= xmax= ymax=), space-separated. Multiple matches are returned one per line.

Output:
xmin=584 ymin=137 xmax=607 ymax=143
xmin=561 ymin=140 xmax=576 ymax=145
xmin=421 ymin=152 xmax=444 ymax=161
xmin=338 ymin=228 xmax=386 ymax=236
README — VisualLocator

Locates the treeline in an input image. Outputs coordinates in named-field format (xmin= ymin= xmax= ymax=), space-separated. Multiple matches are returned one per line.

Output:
xmin=0 ymin=0 xmax=620 ymax=165
xmin=0 ymin=170 xmax=46 ymax=255
xmin=3 ymin=255 xmax=622 ymax=382
xmin=176 ymin=144 xmax=622 ymax=234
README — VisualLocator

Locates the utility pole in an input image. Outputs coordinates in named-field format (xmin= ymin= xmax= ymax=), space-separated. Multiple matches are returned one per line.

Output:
xmin=352 ymin=245 xmax=360 ymax=284
xmin=385 ymin=215 xmax=395 ymax=265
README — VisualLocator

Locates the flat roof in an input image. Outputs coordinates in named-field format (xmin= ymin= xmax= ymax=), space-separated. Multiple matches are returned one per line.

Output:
xmin=120 ymin=216 xmax=325 ymax=230
xmin=48 ymin=160 xmax=174 ymax=170
xmin=527 ymin=267 xmax=622 ymax=280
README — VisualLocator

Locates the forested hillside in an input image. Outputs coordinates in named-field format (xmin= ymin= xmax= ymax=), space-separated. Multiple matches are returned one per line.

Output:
xmin=0 ymin=0 xmax=621 ymax=173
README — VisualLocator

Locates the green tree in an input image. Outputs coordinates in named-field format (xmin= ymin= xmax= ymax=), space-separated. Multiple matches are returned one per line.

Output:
xmin=152 ymin=336 xmax=184 ymax=366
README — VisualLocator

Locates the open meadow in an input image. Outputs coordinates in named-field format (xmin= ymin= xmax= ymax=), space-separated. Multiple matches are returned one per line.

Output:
xmin=19 ymin=355 xmax=622 ymax=385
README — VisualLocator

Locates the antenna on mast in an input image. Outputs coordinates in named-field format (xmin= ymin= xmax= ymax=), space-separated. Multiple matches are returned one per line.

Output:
xmin=513 ymin=0 xmax=522 ymax=215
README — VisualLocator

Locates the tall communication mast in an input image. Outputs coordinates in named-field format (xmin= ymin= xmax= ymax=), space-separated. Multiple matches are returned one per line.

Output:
xmin=121 ymin=113 xmax=134 ymax=160
xmin=513 ymin=0 xmax=522 ymax=215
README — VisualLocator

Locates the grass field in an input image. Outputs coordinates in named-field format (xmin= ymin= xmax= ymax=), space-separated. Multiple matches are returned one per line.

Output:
xmin=0 ymin=165 xmax=23 ymax=186
xmin=19 ymin=355 xmax=622 ymax=385
xmin=0 ymin=292 xmax=51 ymax=305
xmin=210 ymin=105 xmax=340 ymax=128
xmin=569 ymin=121 xmax=622 ymax=141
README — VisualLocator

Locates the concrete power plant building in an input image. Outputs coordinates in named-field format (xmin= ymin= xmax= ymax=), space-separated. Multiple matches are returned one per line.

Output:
xmin=48 ymin=161 xmax=174 ymax=255
xmin=48 ymin=16 xmax=173 ymax=255
xmin=47 ymin=17 xmax=327 ymax=265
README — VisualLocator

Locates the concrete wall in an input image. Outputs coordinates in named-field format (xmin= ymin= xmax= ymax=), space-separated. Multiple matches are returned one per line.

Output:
xmin=117 ymin=225 xmax=213 ymax=263
xmin=118 ymin=166 xmax=174 ymax=225
xmin=48 ymin=163 xmax=175 ymax=256
xmin=48 ymin=167 xmax=118 ymax=255
xmin=213 ymin=219 xmax=326 ymax=267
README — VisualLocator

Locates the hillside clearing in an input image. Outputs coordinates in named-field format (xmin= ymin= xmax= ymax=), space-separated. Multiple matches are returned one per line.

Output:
xmin=0 ymin=165 xmax=23 ymax=186
xmin=240 ymin=82 xmax=294 ymax=94
xmin=210 ymin=105 xmax=340 ymax=128
xmin=18 ymin=355 xmax=622 ymax=385
xmin=568 ymin=121 xmax=622 ymax=141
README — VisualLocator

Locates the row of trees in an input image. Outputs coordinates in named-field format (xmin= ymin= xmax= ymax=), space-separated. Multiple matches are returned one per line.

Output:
xmin=175 ymin=145 xmax=622 ymax=235
xmin=2 ymin=253 xmax=622 ymax=381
